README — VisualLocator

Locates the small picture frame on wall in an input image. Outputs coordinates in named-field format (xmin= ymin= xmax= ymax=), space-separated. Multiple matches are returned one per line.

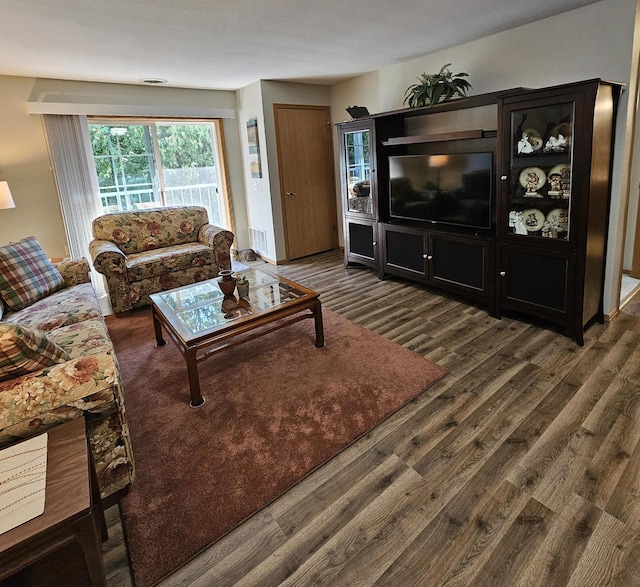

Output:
xmin=246 ymin=119 xmax=262 ymax=178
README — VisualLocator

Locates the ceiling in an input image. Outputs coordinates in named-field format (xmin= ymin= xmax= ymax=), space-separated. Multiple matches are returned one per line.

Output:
xmin=0 ymin=0 xmax=601 ymax=91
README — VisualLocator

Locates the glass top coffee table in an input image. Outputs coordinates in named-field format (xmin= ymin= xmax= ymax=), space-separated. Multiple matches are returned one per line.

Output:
xmin=149 ymin=268 xmax=324 ymax=408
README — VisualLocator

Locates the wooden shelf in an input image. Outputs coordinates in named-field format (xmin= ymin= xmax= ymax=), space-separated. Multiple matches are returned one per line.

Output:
xmin=366 ymin=88 xmax=527 ymax=120
xmin=382 ymin=129 xmax=496 ymax=147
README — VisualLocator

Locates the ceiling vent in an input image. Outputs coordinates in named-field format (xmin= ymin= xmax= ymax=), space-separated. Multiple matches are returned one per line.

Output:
xmin=141 ymin=78 xmax=168 ymax=85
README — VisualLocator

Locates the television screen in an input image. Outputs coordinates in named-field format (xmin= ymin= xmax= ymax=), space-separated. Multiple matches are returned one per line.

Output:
xmin=389 ymin=152 xmax=493 ymax=229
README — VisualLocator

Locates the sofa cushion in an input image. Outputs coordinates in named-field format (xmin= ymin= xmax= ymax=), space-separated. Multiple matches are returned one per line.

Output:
xmin=125 ymin=242 xmax=217 ymax=282
xmin=46 ymin=317 xmax=114 ymax=359
xmin=5 ymin=283 xmax=102 ymax=332
xmin=92 ymin=207 xmax=209 ymax=255
xmin=0 ymin=323 xmax=70 ymax=382
xmin=0 ymin=237 xmax=64 ymax=311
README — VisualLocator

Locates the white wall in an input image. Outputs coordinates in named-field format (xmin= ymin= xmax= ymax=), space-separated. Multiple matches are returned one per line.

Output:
xmin=236 ymin=80 xmax=275 ymax=258
xmin=237 ymin=80 xmax=332 ymax=263
xmin=330 ymin=0 xmax=638 ymax=315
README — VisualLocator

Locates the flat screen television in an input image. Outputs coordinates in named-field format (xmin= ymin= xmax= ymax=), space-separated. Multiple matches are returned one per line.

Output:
xmin=389 ymin=152 xmax=493 ymax=230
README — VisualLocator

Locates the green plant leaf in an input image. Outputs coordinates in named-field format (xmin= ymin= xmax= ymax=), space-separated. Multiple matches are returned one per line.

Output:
xmin=403 ymin=63 xmax=473 ymax=108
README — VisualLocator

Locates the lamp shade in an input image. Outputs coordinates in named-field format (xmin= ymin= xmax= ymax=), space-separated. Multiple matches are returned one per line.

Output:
xmin=0 ymin=182 xmax=15 ymax=210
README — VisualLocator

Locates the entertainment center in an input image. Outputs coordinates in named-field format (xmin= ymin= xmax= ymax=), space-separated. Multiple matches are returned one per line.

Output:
xmin=337 ymin=79 xmax=623 ymax=344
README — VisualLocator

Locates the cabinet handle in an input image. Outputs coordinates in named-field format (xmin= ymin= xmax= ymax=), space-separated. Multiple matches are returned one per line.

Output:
xmin=501 ymin=175 xmax=508 ymax=181
xmin=286 ymin=191 xmax=297 ymax=197
xmin=423 ymin=254 xmax=433 ymax=260
xmin=500 ymin=271 xmax=506 ymax=277
xmin=372 ymin=241 xmax=377 ymax=246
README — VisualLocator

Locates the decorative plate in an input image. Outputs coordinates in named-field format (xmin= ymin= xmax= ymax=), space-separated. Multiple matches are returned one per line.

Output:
xmin=548 ymin=164 xmax=570 ymax=179
xmin=523 ymin=128 xmax=543 ymax=151
xmin=546 ymin=208 xmax=569 ymax=232
xmin=522 ymin=208 xmax=545 ymax=232
xmin=519 ymin=167 xmax=547 ymax=193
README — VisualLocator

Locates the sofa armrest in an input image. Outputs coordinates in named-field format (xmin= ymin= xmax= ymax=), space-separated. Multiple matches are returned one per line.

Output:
xmin=0 ymin=350 xmax=119 ymax=430
xmin=89 ymin=240 xmax=126 ymax=275
xmin=54 ymin=258 xmax=91 ymax=287
xmin=198 ymin=224 xmax=234 ymax=247
xmin=198 ymin=224 xmax=234 ymax=271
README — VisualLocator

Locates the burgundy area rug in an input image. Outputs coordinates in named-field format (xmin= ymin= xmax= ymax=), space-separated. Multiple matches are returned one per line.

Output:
xmin=107 ymin=308 xmax=447 ymax=587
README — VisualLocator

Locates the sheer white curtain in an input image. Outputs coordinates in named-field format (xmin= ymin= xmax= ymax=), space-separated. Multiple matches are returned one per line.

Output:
xmin=42 ymin=114 xmax=105 ymax=293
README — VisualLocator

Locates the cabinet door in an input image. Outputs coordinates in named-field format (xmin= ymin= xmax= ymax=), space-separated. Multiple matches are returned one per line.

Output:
xmin=499 ymin=245 xmax=575 ymax=319
xmin=345 ymin=219 xmax=378 ymax=269
xmin=340 ymin=123 xmax=375 ymax=219
xmin=428 ymin=233 xmax=493 ymax=304
xmin=500 ymin=95 xmax=583 ymax=249
xmin=381 ymin=224 xmax=428 ymax=279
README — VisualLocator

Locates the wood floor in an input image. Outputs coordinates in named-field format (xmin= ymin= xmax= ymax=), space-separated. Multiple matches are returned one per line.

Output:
xmin=103 ymin=250 xmax=640 ymax=586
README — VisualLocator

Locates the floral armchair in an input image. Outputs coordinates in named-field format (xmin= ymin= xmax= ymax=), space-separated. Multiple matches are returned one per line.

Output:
xmin=89 ymin=206 xmax=234 ymax=313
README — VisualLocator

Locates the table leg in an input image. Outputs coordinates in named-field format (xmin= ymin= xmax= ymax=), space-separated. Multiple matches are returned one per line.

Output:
xmin=312 ymin=300 xmax=325 ymax=348
xmin=72 ymin=515 xmax=107 ymax=587
xmin=152 ymin=306 xmax=166 ymax=347
xmin=186 ymin=350 xmax=205 ymax=408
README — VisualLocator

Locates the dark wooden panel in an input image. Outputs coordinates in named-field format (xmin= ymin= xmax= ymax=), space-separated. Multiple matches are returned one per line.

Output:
xmin=348 ymin=222 xmax=375 ymax=259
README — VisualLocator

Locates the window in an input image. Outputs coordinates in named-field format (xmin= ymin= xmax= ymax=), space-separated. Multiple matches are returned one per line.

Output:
xmin=88 ymin=119 xmax=232 ymax=229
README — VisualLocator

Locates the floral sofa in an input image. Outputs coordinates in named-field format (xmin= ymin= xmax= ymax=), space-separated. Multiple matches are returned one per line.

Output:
xmin=90 ymin=206 xmax=235 ymax=313
xmin=0 ymin=257 xmax=134 ymax=502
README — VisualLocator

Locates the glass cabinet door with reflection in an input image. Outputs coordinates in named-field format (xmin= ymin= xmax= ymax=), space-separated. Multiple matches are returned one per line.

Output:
xmin=505 ymin=101 xmax=574 ymax=242
xmin=343 ymin=125 xmax=374 ymax=217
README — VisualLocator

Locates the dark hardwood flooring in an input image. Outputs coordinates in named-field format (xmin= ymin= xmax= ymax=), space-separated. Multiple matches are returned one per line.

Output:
xmin=103 ymin=250 xmax=640 ymax=586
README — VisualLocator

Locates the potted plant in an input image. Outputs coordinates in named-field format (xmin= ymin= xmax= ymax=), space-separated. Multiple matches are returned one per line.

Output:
xmin=403 ymin=64 xmax=472 ymax=108
xmin=236 ymin=276 xmax=250 ymax=298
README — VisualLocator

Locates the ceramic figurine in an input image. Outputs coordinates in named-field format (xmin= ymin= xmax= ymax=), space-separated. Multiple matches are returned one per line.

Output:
xmin=524 ymin=171 xmax=542 ymax=197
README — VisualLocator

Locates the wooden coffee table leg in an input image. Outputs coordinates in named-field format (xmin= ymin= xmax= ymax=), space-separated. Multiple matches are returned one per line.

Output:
xmin=186 ymin=350 xmax=205 ymax=408
xmin=152 ymin=306 xmax=166 ymax=347
xmin=312 ymin=300 xmax=325 ymax=348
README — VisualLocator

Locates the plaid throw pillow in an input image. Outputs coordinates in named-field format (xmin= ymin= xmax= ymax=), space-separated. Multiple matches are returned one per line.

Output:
xmin=0 ymin=322 xmax=70 ymax=382
xmin=0 ymin=237 xmax=64 ymax=311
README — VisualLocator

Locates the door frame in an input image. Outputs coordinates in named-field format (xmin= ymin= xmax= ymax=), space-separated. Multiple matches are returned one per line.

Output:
xmin=273 ymin=103 xmax=337 ymax=262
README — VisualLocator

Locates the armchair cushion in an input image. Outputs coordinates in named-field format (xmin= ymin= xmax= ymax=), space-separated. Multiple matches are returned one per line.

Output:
xmin=0 ymin=237 xmax=64 ymax=311
xmin=125 ymin=242 xmax=216 ymax=282
xmin=0 ymin=323 xmax=70 ymax=382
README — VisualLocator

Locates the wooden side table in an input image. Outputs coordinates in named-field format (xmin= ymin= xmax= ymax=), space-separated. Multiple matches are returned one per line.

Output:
xmin=0 ymin=418 xmax=107 ymax=587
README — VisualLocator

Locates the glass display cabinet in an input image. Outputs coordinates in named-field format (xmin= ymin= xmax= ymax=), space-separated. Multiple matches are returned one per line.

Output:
xmin=344 ymin=126 xmax=373 ymax=215
xmin=497 ymin=80 xmax=622 ymax=344
xmin=506 ymin=102 xmax=574 ymax=242
xmin=337 ymin=119 xmax=379 ymax=271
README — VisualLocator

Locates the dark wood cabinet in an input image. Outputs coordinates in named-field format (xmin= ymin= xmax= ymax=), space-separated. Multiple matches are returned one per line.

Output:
xmin=337 ymin=79 xmax=621 ymax=343
xmin=496 ymin=80 xmax=622 ymax=344
xmin=429 ymin=232 xmax=494 ymax=307
xmin=381 ymin=223 xmax=495 ymax=311
xmin=345 ymin=218 xmax=378 ymax=271
xmin=338 ymin=120 xmax=379 ymax=270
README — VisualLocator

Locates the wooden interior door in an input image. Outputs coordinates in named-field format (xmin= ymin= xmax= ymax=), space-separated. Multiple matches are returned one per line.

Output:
xmin=274 ymin=104 xmax=337 ymax=260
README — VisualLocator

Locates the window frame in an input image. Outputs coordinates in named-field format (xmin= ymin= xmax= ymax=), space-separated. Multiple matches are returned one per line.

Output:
xmin=87 ymin=116 xmax=235 ymax=233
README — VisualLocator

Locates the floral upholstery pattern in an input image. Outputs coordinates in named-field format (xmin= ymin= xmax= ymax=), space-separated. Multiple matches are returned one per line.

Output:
xmin=90 ymin=206 xmax=234 ymax=313
xmin=125 ymin=243 xmax=216 ymax=281
xmin=5 ymin=283 xmax=102 ymax=332
xmin=0 ymin=258 xmax=134 ymax=500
